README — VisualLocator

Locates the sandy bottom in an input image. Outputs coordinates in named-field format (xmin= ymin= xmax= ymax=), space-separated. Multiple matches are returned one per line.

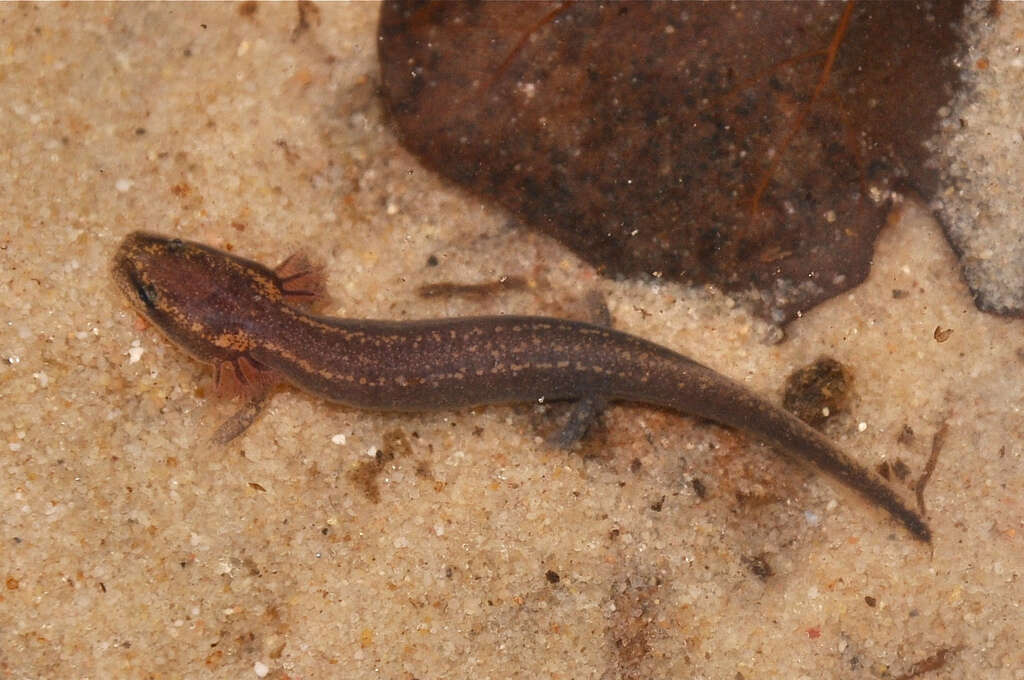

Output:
xmin=1 ymin=4 xmax=1021 ymax=679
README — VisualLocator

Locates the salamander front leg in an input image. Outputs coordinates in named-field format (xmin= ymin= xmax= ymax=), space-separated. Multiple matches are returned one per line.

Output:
xmin=275 ymin=252 xmax=326 ymax=308
xmin=209 ymin=355 xmax=282 ymax=444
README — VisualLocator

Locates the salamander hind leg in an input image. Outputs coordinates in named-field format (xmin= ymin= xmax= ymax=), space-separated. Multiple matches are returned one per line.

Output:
xmin=549 ymin=395 xmax=608 ymax=449
xmin=583 ymin=290 xmax=612 ymax=328
xmin=275 ymin=252 xmax=326 ymax=308
xmin=548 ymin=291 xmax=613 ymax=449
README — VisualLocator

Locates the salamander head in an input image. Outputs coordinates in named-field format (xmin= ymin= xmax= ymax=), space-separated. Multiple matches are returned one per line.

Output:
xmin=112 ymin=231 xmax=285 ymax=364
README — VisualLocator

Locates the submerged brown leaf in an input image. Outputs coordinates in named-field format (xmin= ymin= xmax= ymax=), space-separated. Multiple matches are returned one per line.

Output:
xmin=379 ymin=1 xmax=967 ymax=325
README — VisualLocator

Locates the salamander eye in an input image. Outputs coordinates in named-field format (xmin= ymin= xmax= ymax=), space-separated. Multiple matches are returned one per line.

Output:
xmin=168 ymin=239 xmax=185 ymax=252
xmin=136 ymin=282 xmax=159 ymax=308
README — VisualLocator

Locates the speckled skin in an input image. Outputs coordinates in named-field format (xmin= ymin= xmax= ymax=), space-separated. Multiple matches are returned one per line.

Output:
xmin=113 ymin=232 xmax=930 ymax=541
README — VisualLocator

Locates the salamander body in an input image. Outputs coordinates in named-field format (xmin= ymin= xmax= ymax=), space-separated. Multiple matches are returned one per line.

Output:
xmin=112 ymin=231 xmax=930 ymax=541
